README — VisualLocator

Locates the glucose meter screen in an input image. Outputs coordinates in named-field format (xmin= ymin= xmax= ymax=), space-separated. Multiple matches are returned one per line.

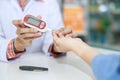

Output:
xmin=28 ymin=17 xmax=40 ymax=26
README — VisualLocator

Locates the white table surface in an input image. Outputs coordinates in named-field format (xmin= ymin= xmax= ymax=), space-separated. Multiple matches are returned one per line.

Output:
xmin=1 ymin=48 xmax=119 ymax=80
xmin=0 ymin=52 xmax=93 ymax=80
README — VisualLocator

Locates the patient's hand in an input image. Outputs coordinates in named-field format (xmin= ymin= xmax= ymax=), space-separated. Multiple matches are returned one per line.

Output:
xmin=52 ymin=30 xmax=82 ymax=52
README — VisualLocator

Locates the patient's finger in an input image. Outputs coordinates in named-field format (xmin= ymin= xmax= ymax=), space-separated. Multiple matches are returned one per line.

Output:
xmin=52 ymin=31 xmax=59 ymax=40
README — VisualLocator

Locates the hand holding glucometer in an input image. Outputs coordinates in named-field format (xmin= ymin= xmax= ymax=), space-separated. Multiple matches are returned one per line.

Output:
xmin=23 ymin=15 xmax=51 ymax=32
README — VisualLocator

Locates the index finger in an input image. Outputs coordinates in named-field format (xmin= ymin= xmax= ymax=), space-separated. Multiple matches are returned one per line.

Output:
xmin=12 ymin=20 xmax=26 ymax=28
xmin=62 ymin=27 xmax=72 ymax=35
xmin=58 ymin=27 xmax=72 ymax=37
xmin=52 ymin=30 xmax=59 ymax=40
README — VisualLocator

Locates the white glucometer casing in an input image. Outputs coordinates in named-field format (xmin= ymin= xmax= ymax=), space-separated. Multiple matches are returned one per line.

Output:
xmin=23 ymin=15 xmax=51 ymax=32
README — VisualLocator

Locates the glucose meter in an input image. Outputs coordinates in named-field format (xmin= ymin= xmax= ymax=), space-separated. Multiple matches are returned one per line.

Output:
xmin=23 ymin=15 xmax=51 ymax=32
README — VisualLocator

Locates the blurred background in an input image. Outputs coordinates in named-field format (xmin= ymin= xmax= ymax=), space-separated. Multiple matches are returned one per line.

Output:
xmin=57 ymin=0 xmax=120 ymax=51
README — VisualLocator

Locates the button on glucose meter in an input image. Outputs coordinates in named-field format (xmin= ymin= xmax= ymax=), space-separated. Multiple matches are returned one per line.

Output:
xmin=23 ymin=15 xmax=51 ymax=32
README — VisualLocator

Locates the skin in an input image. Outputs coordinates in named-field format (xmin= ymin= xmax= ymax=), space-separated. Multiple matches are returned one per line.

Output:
xmin=12 ymin=0 xmax=43 ymax=53
xmin=52 ymin=30 xmax=99 ymax=65
xmin=14 ymin=1 xmax=99 ymax=64
xmin=13 ymin=0 xmax=73 ymax=53
xmin=57 ymin=27 xmax=73 ymax=38
xmin=53 ymin=27 xmax=73 ymax=52
xmin=19 ymin=0 xmax=28 ymax=7
xmin=12 ymin=20 xmax=42 ymax=53
xmin=13 ymin=17 xmax=99 ymax=65
xmin=12 ymin=19 xmax=73 ymax=53
xmin=13 ymin=0 xmax=74 ymax=54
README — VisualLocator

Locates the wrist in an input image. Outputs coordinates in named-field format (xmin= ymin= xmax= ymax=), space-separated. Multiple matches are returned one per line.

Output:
xmin=14 ymin=38 xmax=25 ymax=52
xmin=81 ymin=47 xmax=99 ymax=65
xmin=51 ymin=44 xmax=66 ymax=57
xmin=73 ymin=42 xmax=99 ymax=65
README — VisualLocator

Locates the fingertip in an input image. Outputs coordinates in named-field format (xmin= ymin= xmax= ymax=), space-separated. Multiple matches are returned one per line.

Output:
xmin=52 ymin=30 xmax=58 ymax=35
xmin=12 ymin=20 xmax=22 ymax=25
xmin=12 ymin=20 xmax=18 ymax=27
xmin=52 ymin=30 xmax=55 ymax=36
xmin=12 ymin=20 xmax=15 ymax=24
xmin=53 ymin=32 xmax=58 ymax=39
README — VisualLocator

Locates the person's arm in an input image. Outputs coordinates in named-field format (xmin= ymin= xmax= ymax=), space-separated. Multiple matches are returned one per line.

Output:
xmin=0 ymin=19 xmax=43 ymax=62
xmin=52 ymin=33 xmax=120 ymax=80
xmin=92 ymin=54 xmax=120 ymax=80
xmin=0 ymin=22 xmax=24 ymax=62
xmin=71 ymin=40 xmax=99 ymax=65
xmin=42 ymin=0 xmax=65 ymax=57
xmin=72 ymin=43 xmax=120 ymax=80
xmin=6 ymin=39 xmax=26 ymax=60
xmin=71 ymin=41 xmax=120 ymax=80
xmin=0 ymin=29 xmax=14 ymax=62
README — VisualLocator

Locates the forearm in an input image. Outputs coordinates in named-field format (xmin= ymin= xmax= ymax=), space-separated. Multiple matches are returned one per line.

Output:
xmin=72 ymin=41 xmax=99 ymax=65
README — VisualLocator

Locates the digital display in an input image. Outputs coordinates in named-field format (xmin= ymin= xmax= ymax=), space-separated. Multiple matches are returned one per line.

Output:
xmin=28 ymin=17 xmax=40 ymax=26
